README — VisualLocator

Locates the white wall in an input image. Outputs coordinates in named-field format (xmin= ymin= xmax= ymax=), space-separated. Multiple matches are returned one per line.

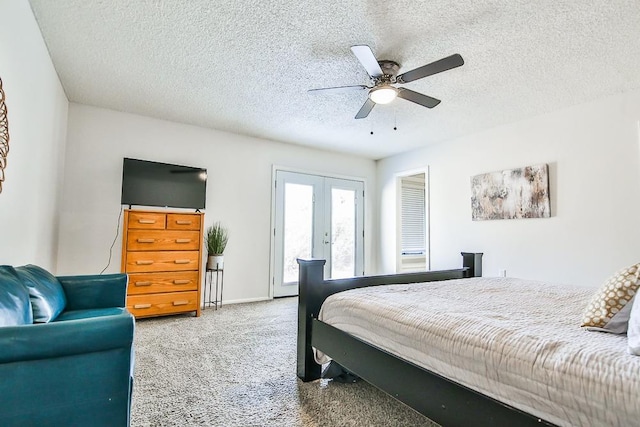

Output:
xmin=0 ymin=1 xmax=68 ymax=269
xmin=59 ymin=104 xmax=376 ymax=302
xmin=378 ymin=89 xmax=640 ymax=287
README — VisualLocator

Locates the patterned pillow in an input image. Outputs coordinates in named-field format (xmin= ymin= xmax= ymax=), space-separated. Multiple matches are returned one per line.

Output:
xmin=581 ymin=263 xmax=640 ymax=333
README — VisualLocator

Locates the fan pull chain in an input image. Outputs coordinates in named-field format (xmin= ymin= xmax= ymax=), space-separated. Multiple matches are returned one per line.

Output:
xmin=394 ymin=108 xmax=398 ymax=131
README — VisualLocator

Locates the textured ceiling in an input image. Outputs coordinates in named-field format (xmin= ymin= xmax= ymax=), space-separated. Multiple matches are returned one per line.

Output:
xmin=28 ymin=0 xmax=640 ymax=160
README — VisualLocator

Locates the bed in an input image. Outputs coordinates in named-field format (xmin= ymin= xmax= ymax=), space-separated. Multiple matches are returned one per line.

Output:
xmin=296 ymin=253 xmax=640 ymax=427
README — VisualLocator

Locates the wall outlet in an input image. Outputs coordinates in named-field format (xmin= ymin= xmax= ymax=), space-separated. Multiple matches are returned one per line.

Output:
xmin=498 ymin=269 xmax=507 ymax=277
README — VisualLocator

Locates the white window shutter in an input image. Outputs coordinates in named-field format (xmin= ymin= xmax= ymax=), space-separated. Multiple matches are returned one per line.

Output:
xmin=401 ymin=179 xmax=425 ymax=255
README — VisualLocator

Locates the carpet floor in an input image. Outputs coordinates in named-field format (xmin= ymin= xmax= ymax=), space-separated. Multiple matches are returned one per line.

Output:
xmin=131 ymin=297 xmax=438 ymax=426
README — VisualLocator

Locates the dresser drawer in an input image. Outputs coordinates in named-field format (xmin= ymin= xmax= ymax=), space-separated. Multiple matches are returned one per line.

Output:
xmin=125 ymin=251 xmax=200 ymax=273
xmin=127 ymin=212 xmax=166 ymax=230
xmin=167 ymin=213 xmax=201 ymax=231
xmin=127 ymin=271 xmax=199 ymax=295
xmin=127 ymin=230 xmax=200 ymax=251
xmin=127 ymin=291 xmax=199 ymax=318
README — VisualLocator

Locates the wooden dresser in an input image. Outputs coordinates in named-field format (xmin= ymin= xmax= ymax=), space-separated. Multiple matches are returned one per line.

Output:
xmin=121 ymin=209 xmax=204 ymax=318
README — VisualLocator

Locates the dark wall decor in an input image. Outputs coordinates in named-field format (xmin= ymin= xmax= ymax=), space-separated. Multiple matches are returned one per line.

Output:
xmin=471 ymin=164 xmax=550 ymax=220
xmin=0 ymin=78 xmax=9 ymax=193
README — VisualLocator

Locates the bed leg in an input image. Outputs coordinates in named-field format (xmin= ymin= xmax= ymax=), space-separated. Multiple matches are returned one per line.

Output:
xmin=461 ymin=252 xmax=483 ymax=277
xmin=296 ymin=258 xmax=326 ymax=382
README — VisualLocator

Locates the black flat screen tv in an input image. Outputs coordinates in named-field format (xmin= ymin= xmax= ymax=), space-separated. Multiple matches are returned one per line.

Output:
xmin=121 ymin=158 xmax=207 ymax=210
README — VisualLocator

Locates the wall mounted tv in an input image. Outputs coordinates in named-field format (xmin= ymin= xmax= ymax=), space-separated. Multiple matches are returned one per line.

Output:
xmin=121 ymin=158 xmax=207 ymax=210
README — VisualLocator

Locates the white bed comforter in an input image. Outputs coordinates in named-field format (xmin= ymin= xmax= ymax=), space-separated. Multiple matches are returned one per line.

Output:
xmin=316 ymin=277 xmax=640 ymax=427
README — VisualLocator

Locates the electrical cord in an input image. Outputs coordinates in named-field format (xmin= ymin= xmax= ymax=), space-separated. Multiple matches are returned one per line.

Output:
xmin=100 ymin=206 xmax=123 ymax=274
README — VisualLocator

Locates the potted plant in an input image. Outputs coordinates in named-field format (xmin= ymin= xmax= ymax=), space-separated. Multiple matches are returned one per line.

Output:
xmin=205 ymin=222 xmax=228 ymax=270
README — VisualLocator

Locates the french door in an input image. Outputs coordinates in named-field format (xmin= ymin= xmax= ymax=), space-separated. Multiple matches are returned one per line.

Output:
xmin=273 ymin=170 xmax=364 ymax=297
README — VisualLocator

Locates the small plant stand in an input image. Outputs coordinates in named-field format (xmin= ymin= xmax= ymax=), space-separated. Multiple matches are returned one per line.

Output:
xmin=203 ymin=265 xmax=224 ymax=310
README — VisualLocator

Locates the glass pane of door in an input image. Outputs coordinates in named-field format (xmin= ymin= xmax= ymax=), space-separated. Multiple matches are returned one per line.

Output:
xmin=282 ymin=183 xmax=314 ymax=283
xmin=330 ymin=188 xmax=356 ymax=279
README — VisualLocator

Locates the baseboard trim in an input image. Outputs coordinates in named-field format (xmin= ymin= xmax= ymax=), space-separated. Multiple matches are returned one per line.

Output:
xmin=221 ymin=296 xmax=272 ymax=305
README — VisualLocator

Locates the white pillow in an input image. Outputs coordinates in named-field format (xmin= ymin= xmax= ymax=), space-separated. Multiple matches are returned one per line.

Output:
xmin=628 ymin=291 xmax=640 ymax=355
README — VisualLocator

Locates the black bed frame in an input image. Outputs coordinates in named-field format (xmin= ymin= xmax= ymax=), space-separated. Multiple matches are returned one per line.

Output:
xmin=297 ymin=253 xmax=557 ymax=427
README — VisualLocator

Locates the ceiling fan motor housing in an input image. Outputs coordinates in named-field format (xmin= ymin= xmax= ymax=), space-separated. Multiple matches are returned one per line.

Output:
xmin=376 ymin=60 xmax=401 ymax=82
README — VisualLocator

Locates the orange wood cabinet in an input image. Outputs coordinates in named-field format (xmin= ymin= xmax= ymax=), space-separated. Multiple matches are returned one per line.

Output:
xmin=121 ymin=209 xmax=204 ymax=318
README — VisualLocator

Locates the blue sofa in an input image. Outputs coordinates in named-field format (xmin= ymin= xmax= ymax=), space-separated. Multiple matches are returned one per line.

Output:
xmin=0 ymin=265 xmax=134 ymax=427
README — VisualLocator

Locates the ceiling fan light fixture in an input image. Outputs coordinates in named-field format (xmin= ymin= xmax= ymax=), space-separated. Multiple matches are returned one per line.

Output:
xmin=369 ymin=86 xmax=398 ymax=104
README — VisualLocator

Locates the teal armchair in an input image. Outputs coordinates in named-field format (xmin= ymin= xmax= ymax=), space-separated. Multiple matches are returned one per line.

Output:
xmin=0 ymin=268 xmax=134 ymax=427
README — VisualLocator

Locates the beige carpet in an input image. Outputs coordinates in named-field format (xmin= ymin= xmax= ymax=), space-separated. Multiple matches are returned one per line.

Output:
xmin=131 ymin=297 xmax=438 ymax=426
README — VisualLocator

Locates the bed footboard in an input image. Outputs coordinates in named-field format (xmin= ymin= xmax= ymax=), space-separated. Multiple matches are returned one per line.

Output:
xmin=296 ymin=252 xmax=483 ymax=381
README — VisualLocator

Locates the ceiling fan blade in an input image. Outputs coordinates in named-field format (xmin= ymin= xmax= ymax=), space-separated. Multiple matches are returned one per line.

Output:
xmin=355 ymin=98 xmax=375 ymax=119
xmin=350 ymin=45 xmax=384 ymax=78
xmin=308 ymin=85 xmax=369 ymax=94
xmin=397 ymin=88 xmax=441 ymax=108
xmin=397 ymin=54 xmax=464 ymax=83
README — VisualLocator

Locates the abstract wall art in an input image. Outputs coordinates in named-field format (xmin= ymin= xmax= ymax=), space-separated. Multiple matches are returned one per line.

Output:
xmin=0 ymin=77 xmax=9 ymax=194
xmin=471 ymin=164 xmax=550 ymax=221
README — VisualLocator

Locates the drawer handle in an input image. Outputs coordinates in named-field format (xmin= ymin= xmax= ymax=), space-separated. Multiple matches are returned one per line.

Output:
xmin=175 ymin=239 xmax=191 ymax=243
xmin=137 ymin=238 xmax=156 ymax=243
xmin=175 ymin=220 xmax=192 ymax=225
xmin=174 ymin=259 xmax=190 ymax=264
xmin=134 ymin=281 xmax=152 ymax=287
xmin=138 ymin=219 xmax=156 ymax=224
xmin=134 ymin=304 xmax=152 ymax=309
xmin=136 ymin=260 xmax=154 ymax=265
xmin=173 ymin=300 xmax=189 ymax=306
xmin=173 ymin=279 xmax=191 ymax=285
